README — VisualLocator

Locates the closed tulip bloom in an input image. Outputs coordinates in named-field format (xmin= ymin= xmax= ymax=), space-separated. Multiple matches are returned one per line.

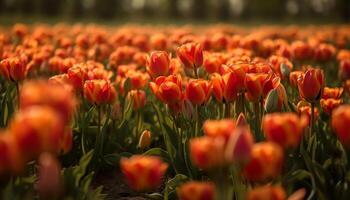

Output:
xmin=138 ymin=130 xmax=152 ymax=149
xmin=225 ymin=126 xmax=254 ymax=164
xmin=243 ymin=142 xmax=284 ymax=181
xmin=339 ymin=59 xmax=350 ymax=80
xmin=211 ymin=72 xmax=240 ymax=102
xmin=67 ymin=65 xmax=88 ymax=91
xmin=245 ymin=73 xmax=269 ymax=102
xmin=0 ymin=56 xmax=28 ymax=81
xmin=322 ymin=87 xmax=343 ymax=99
xmin=297 ymin=68 xmax=324 ymax=102
xmin=9 ymin=106 xmax=65 ymax=161
xmin=120 ymin=155 xmax=168 ymax=191
xmin=0 ymin=133 xmax=24 ymax=176
xmin=291 ymin=41 xmax=313 ymax=60
xmin=127 ymin=90 xmax=146 ymax=110
xmin=332 ymin=105 xmax=350 ymax=146
xmin=37 ymin=153 xmax=63 ymax=200
xmin=185 ymin=79 xmax=212 ymax=105
xmin=177 ymin=181 xmax=216 ymax=200
xmin=190 ymin=136 xmax=226 ymax=169
xmin=320 ymin=98 xmax=342 ymax=115
xmin=177 ymin=42 xmax=203 ymax=69
xmin=246 ymin=185 xmax=286 ymax=200
xmin=147 ymin=51 xmax=170 ymax=77
xmin=84 ymin=79 xmax=117 ymax=105
xmin=289 ymin=71 xmax=303 ymax=88
xmin=149 ymin=75 xmax=183 ymax=105
xmin=236 ymin=112 xmax=248 ymax=127
xmin=20 ymin=81 xmax=76 ymax=124
xmin=203 ymin=119 xmax=235 ymax=141
xmin=204 ymin=55 xmax=222 ymax=74
xmin=262 ymin=113 xmax=308 ymax=148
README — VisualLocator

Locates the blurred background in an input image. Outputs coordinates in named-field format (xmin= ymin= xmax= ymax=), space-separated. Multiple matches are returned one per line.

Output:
xmin=0 ymin=0 xmax=349 ymax=24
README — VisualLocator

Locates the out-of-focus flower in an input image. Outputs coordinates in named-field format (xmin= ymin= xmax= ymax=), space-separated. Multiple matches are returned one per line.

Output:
xmin=67 ymin=64 xmax=88 ymax=91
xmin=120 ymin=155 xmax=168 ymax=191
xmin=147 ymin=51 xmax=170 ymax=78
xmin=225 ymin=126 xmax=254 ymax=165
xmin=190 ymin=136 xmax=226 ymax=169
xmin=20 ymin=80 xmax=76 ymax=124
xmin=262 ymin=113 xmax=308 ymax=148
xmin=138 ymin=130 xmax=151 ymax=149
xmin=177 ymin=181 xmax=216 ymax=200
xmin=84 ymin=79 xmax=117 ymax=105
xmin=268 ymin=55 xmax=293 ymax=79
xmin=204 ymin=55 xmax=223 ymax=74
xmin=243 ymin=142 xmax=284 ymax=181
xmin=127 ymin=90 xmax=146 ymax=111
xmin=297 ymin=101 xmax=319 ymax=125
xmin=0 ymin=133 xmax=24 ymax=175
xmin=314 ymin=43 xmax=336 ymax=61
xmin=332 ymin=105 xmax=350 ymax=147
xmin=177 ymin=42 xmax=203 ymax=69
xmin=322 ymin=87 xmax=343 ymax=99
xmin=297 ymin=68 xmax=324 ymax=102
xmin=289 ymin=71 xmax=303 ymax=88
xmin=37 ymin=153 xmax=63 ymax=200
xmin=291 ymin=41 xmax=313 ymax=60
xmin=339 ymin=59 xmax=350 ymax=80
xmin=236 ymin=112 xmax=248 ymax=127
xmin=0 ymin=56 xmax=28 ymax=81
xmin=12 ymin=23 xmax=28 ymax=38
xmin=246 ymin=185 xmax=286 ymax=200
xmin=320 ymin=98 xmax=342 ymax=115
xmin=150 ymin=33 xmax=168 ymax=50
xmin=9 ymin=106 xmax=65 ymax=161
xmin=185 ymin=79 xmax=212 ymax=105
xmin=203 ymin=119 xmax=235 ymax=141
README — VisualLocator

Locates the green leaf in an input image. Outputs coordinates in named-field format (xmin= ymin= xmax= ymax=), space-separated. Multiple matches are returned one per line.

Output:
xmin=143 ymin=148 xmax=171 ymax=163
xmin=73 ymin=150 xmax=94 ymax=186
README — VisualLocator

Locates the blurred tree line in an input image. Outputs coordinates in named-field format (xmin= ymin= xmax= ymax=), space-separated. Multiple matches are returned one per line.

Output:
xmin=0 ymin=0 xmax=349 ymax=22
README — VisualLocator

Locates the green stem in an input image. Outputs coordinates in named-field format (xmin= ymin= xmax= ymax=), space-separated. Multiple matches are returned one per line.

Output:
xmin=310 ymin=102 xmax=315 ymax=137
xmin=194 ymin=105 xmax=200 ymax=137
xmin=225 ymin=102 xmax=231 ymax=118
xmin=193 ymin=67 xmax=198 ymax=78
xmin=15 ymin=81 xmax=20 ymax=109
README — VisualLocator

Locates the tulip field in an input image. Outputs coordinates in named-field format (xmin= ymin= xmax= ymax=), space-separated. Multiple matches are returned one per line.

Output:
xmin=1 ymin=23 xmax=350 ymax=200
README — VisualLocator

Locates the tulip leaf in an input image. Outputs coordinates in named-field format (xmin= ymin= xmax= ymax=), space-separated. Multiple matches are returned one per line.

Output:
xmin=143 ymin=148 xmax=171 ymax=163
xmin=164 ymin=174 xmax=189 ymax=200
xmin=264 ymin=88 xmax=279 ymax=113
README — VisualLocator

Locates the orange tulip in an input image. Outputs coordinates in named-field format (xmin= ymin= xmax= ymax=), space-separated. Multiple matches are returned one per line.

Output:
xmin=120 ymin=155 xmax=168 ymax=191
xmin=245 ymin=73 xmax=269 ymax=102
xmin=0 ymin=133 xmax=24 ymax=175
xmin=190 ymin=136 xmax=226 ymax=169
xmin=177 ymin=181 xmax=216 ymax=200
xmin=147 ymin=51 xmax=170 ymax=77
xmin=289 ymin=71 xmax=303 ymax=88
xmin=84 ymin=79 xmax=117 ymax=105
xmin=291 ymin=41 xmax=313 ymax=60
xmin=339 ymin=59 xmax=350 ymax=80
xmin=262 ymin=113 xmax=308 ymax=148
xmin=177 ymin=42 xmax=203 ymax=69
xmin=20 ymin=80 xmax=76 ymax=124
xmin=0 ymin=56 xmax=28 ymax=81
xmin=297 ymin=68 xmax=324 ymax=102
xmin=246 ymin=185 xmax=286 ymax=200
xmin=236 ymin=112 xmax=248 ymax=127
xmin=322 ymin=87 xmax=343 ymax=99
xmin=268 ymin=55 xmax=293 ymax=79
xmin=211 ymin=72 xmax=240 ymax=102
xmin=225 ymin=126 xmax=254 ymax=164
xmin=138 ymin=130 xmax=152 ymax=149
xmin=204 ymin=55 xmax=222 ymax=74
xmin=314 ymin=43 xmax=336 ymax=61
xmin=185 ymin=79 xmax=212 ymax=105
xmin=203 ymin=119 xmax=235 ymax=141
xmin=67 ymin=64 xmax=88 ymax=91
xmin=297 ymin=101 xmax=319 ymax=125
xmin=149 ymin=75 xmax=184 ymax=105
xmin=9 ymin=106 xmax=65 ymax=161
xmin=332 ymin=105 xmax=350 ymax=146
xmin=127 ymin=90 xmax=146 ymax=110
xmin=320 ymin=98 xmax=342 ymax=115
xmin=243 ymin=142 xmax=284 ymax=181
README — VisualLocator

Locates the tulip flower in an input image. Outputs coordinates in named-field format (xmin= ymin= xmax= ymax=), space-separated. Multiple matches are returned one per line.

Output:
xmin=84 ymin=79 xmax=117 ymax=105
xmin=37 ymin=153 xmax=63 ymax=200
xmin=289 ymin=71 xmax=303 ymax=88
xmin=297 ymin=68 xmax=324 ymax=103
xmin=149 ymin=74 xmax=184 ymax=106
xmin=0 ymin=56 xmax=28 ymax=82
xmin=120 ymin=155 xmax=168 ymax=191
xmin=332 ymin=105 xmax=350 ymax=147
xmin=225 ymin=126 xmax=254 ymax=164
xmin=297 ymin=101 xmax=319 ymax=125
xmin=138 ymin=130 xmax=151 ymax=149
xmin=268 ymin=55 xmax=293 ymax=79
xmin=0 ymin=133 xmax=24 ymax=175
xmin=211 ymin=72 xmax=240 ymax=103
xmin=177 ymin=42 xmax=203 ymax=69
xmin=246 ymin=185 xmax=286 ymax=200
xmin=314 ymin=43 xmax=336 ymax=61
xmin=245 ymin=73 xmax=269 ymax=102
xmin=320 ymin=98 xmax=342 ymax=115
xmin=243 ymin=142 xmax=284 ymax=181
xmin=236 ymin=112 xmax=248 ymax=127
xmin=203 ymin=119 xmax=235 ymax=141
xmin=204 ymin=55 xmax=223 ymax=74
xmin=177 ymin=181 xmax=216 ymax=200
xmin=262 ymin=113 xmax=308 ymax=148
xmin=291 ymin=41 xmax=314 ymax=60
xmin=339 ymin=59 xmax=350 ymax=80
xmin=127 ymin=90 xmax=146 ymax=111
xmin=190 ymin=136 xmax=226 ymax=169
xmin=185 ymin=79 xmax=212 ymax=105
xmin=67 ymin=64 xmax=88 ymax=91
xmin=147 ymin=51 xmax=170 ymax=78
xmin=9 ymin=106 xmax=65 ymax=161
xmin=322 ymin=87 xmax=343 ymax=99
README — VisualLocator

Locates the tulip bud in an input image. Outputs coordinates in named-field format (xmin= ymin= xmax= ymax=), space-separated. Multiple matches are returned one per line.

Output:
xmin=225 ymin=127 xmax=254 ymax=165
xmin=332 ymin=105 xmax=350 ymax=147
xmin=37 ymin=153 xmax=63 ymax=200
xmin=177 ymin=181 xmax=216 ymax=200
xmin=297 ymin=68 xmax=324 ymax=102
xmin=236 ymin=112 xmax=248 ymax=127
xmin=177 ymin=42 xmax=203 ymax=69
xmin=147 ymin=51 xmax=170 ymax=77
xmin=84 ymin=79 xmax=117 ymax=105
xmin=243 ymin=142 xmax=284 ymax=181
xmin=120 ymin=155 xmax=168 ymax=191
xmin=246 ymin=185 xmax=286 ymax=200
xmin=138 ymin=130 xmax=151 ymax=149
xmin=185 ymin=79 xmax=212 ymax=105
